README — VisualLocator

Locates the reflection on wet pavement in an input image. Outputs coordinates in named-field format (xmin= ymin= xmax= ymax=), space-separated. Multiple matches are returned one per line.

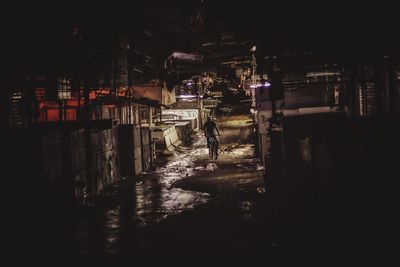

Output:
xmin=76 ymin=132 xmax=266 ymax=266
xmin=135 ymin=184 xmax=209 ymax=227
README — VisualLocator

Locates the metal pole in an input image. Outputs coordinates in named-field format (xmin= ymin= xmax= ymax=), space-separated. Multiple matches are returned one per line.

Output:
xmin=63 ymin=99 xmax=67 ymax=121
xmin=58 ymin=99 xmax=63 ymax=122
xmin=83 ymin=79 xmax=92 ymax=195
xmin=149 ymin=107 xmax=153 ymax=127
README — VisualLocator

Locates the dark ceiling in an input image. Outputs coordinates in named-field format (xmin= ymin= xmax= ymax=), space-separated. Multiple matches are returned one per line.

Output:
xmin=4 ymin=0 xmax=399 ymax=78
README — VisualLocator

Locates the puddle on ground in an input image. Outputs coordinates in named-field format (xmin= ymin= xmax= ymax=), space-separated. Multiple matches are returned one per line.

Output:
xmin=238 ymin=200 xmax=254 ymax=221
xmin=103 ymin=207 xmax=121 ymax=254
xmin=76 ymin=127 xmax=265 ymax=263
xmin=256 ymin=187 xmax=266 ymax=194
xmin=135 ymin=185 xmax=209 ymax=227
xmin=206 ymin=162 xmax=218 ymax=171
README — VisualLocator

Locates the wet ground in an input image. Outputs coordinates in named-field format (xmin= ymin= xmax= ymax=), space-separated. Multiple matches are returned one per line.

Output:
xmin=75 ymin=126 xmax=272 ymax=266
xmin=70 ymin=118 xmax=397 ymax=267
xmin=7 ymin=114 xmax=395 ymax=266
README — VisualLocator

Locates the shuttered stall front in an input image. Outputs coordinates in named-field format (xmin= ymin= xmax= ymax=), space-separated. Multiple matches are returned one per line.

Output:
xmin=141 ymin=127 xmax=152 ymax=172
xmin=354 ymin=65 xmax=377 ymax=116
xmin=133 ymin=126 xmax=143 ymax=175
xmin=118 ymin=124 xmax=143 ymax=177
xmin=42 ymin=131 xmax=63 ymax=193
xmin=102 ymin=128 xmax=119 ymax=185
xmin=41 ymin=127 xmax=86 ymax=204
xmin=90 ymin=127 xmax=119 ymax=195
xmin=89 ymin=130 xmax=101 ymax=194
xmin=69 ymin=129 xmax=86 ymax=203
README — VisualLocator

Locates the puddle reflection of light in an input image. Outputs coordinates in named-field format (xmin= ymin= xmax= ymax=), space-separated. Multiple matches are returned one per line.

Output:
xmin=192 ymin=148 xmax=209 ymax=156
xmin=161 ymin=188 xmax=209 ymax=213
xmin=131 ymin=134 xmax=221 ymax=226
xmin=135 ymin=181 xmax=209 ymax=226
xmin=256 ymin=187 xmax=266 ymax=194
xmin=239 ymin=201 xmax=254 ymax=220
xmin=206 ymin=163 xmax=218 ymax=171
xmin=103 ymin=207 xmax=120 ymax=254
xmin=105 ymin=223 xmax=119 ymax=230
xmin=107 ymin=236 xmax=118 ymax=244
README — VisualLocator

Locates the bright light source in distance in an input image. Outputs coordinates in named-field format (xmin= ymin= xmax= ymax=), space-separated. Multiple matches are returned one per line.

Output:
xmin=177 ymin=95 xmax=203 ymax=98
xmin=171 ymin=52 xmax=203 ymax=62
xmin=250 ymin=82 xmax=271 ymax=88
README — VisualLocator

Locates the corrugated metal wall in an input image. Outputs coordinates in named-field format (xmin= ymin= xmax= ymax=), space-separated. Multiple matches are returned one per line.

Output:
xmin=89 ymin=127 xmax=119 ymax=195
xmin=42 ymin=128 xmax=87 ymax=203
xmin=133 ymin=126 xmax=143 ymax=174
xmin=69 ymin=129 xmax=86 ymax=202
xmin=141 ymin=127 xmax=152 ymax=172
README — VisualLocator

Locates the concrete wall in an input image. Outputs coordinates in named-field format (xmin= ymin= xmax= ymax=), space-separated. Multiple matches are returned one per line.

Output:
xmin=152 ymin=125 xmax=182 ymax=153
xmin=162 ymin=109 xmax=199 ymax=130
xmin=172 ymin=121 xmax=192 ymax=144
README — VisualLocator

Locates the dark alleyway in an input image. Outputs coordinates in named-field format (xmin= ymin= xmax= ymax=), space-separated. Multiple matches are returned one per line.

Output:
xmin=5 ymin=114 xmax=398 ymax=267
xmin=72 ymin=115 xmax=398 ymax=267
xmin=4 ymin=2 xmax=400 ymax=266
xmin=74 ymin=115 xmax=273 ymax=266
xmin=4 ymin=110 xmax=399 ymax=267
